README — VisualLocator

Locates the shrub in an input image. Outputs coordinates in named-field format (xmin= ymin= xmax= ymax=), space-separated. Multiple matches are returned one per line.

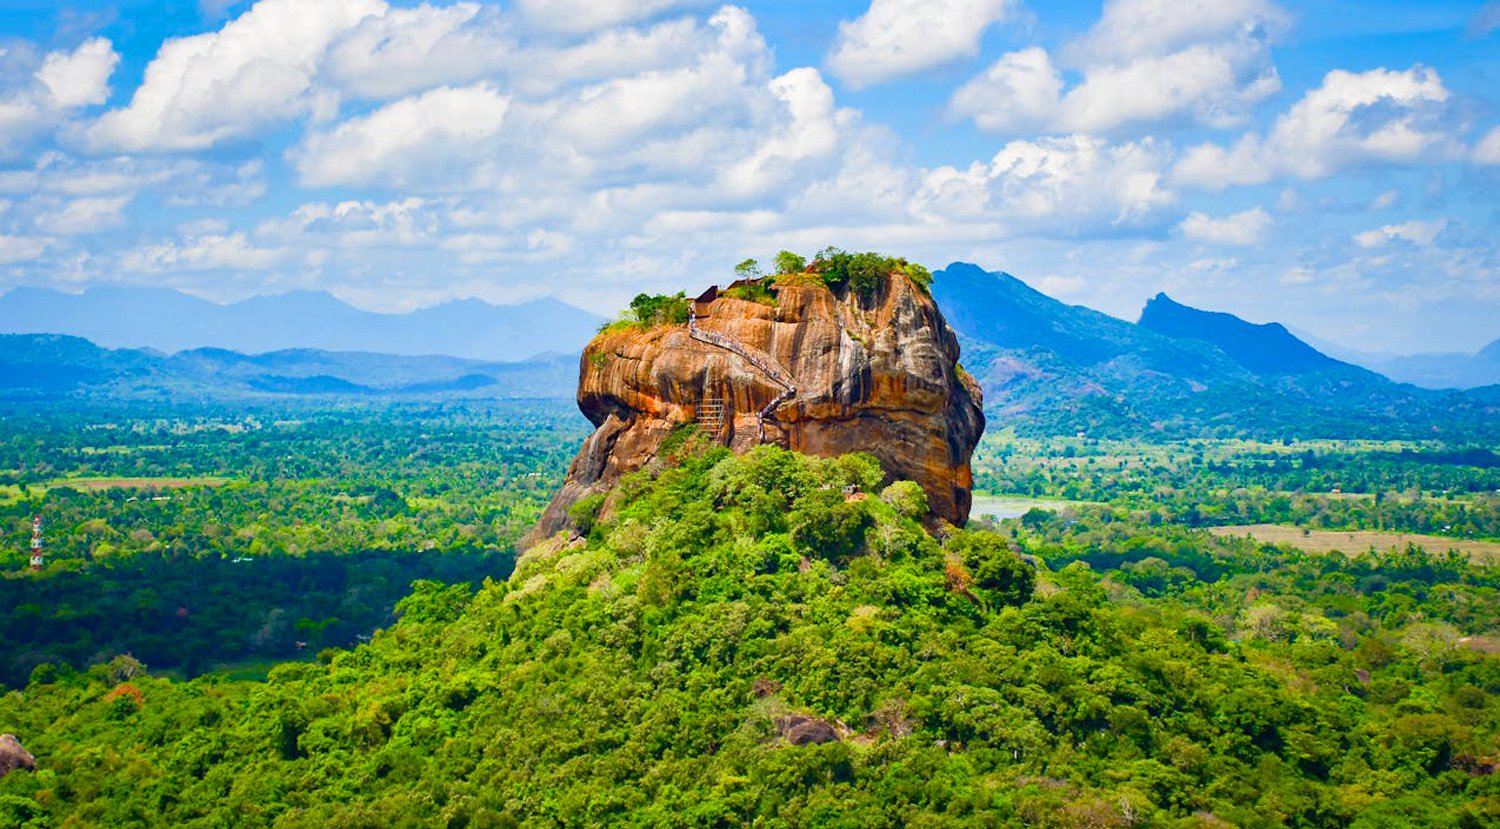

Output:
xmin=809 ymin=247 xmax=904 ymax=297
xmin=567 ymin=492 xmax=608 ymax=536
xmin=812 ymin=246 xmax=850 ymax=288
xmin=904 ymin=262 xmax=933 ymax=291
xmin=789 ymin=488 xmax=871 ymax=562
xmin=722 ymin=281 xmax=776 ymax=306
xmin=628 ymin=292 xmax=690 ymax=327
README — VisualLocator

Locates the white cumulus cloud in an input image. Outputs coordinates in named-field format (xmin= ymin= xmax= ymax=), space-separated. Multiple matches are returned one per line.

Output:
xmin=0 ymin=234 xmax=52 ymax=264
xmin=291 ymin=83 xmax=510 ymax=189
xmin=952 ymin=0 xmax=1284 ymax=134
xmin=1174 ymin=65 xmax=1455 ymax=189
xmin=257 ymin=198 xmax=436 ymax=247
xmin=33 ymin=195 xmax=132 ymax=235
xmin=1178 ymin=206 xmax=1270 ymax=245
xmin=0 ymin=39 xmax=121 ymax=160
xmin=1353 ymin=219 xmax=1447 ymax=248
xmin=513 ymin=0 xmax=703 ymax=35
xmin=828 ymin=0 xmax=1018 ymax=89
xmin=916 ymin=135 xmax=1174 ymax=229
xmin=85 ymin=0 xmax=384 ymax=151
xmin=1474 ymin=125 xmax=1500 ymax=165
xmin=36 ymin=38 xmax=120 ymax=108
xmin=948 ymin=48 xmax=1062 ymax=133
xmin=324 ymin=2 xmax=510 ymax=100
xmin=119 ymin=232 xmax=290 ymax=273
xmin=720 ymin=68 xmax=842 ymax=197
xmin=509 ymin=18 xmax=710 ymax=96
xmin=1066 ymin=0 xmax=1285 ymax=64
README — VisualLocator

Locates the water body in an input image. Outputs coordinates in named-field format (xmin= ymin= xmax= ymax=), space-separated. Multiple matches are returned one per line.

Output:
xmin=969 ymin=495 xmax=1083 ymax=521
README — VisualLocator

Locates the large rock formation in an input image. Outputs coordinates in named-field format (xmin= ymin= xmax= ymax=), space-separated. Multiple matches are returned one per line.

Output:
xmin=533 ymin=270 xmax=983 ymax=539
xmin=0 ymin=734 xmax=35 ymax=778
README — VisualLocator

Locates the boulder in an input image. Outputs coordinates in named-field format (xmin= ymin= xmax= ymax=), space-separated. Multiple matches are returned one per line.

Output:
xmin=0 ymin=734 xmax=35 ymax=778
xmin=776 ymin=715 xmax=840 ymax=746
xmin=532 ymin=270 xmax=983 ymax=540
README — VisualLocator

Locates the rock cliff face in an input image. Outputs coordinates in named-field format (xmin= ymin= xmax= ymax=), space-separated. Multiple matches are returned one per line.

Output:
xmin=533 ymin=271 xmax=983 ymax=539
xmin=0 ymin=733 xmax=34 ymax=778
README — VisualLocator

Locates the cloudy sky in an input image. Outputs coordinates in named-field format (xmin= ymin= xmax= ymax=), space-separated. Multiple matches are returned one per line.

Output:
xmin=0 ymin=0 xmax=1496 ymax=354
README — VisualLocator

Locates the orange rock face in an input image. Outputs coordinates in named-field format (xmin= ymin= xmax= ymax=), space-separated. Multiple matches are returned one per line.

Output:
xmin=533 ymin=271 xmax=984 ymax=539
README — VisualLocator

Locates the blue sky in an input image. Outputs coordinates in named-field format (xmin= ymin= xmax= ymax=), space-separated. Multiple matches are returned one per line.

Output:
xmin=0 ymin=0 xmax=1496 ymax=354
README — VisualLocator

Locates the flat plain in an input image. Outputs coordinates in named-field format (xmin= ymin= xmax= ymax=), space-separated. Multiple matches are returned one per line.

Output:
xmin=1209 ymin=523 xmax=1500 ymax=562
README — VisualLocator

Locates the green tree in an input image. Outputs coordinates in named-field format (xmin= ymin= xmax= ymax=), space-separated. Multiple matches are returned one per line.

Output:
xmin=734 ymin=258 xmax=762 ymax=281
xmin=847 ymin=251 xmax=886 ymax=298
xmin=947 ymin=529 xmax=1034 ymax=607
xmin=880 ymin=480 xmax=928 ymax=520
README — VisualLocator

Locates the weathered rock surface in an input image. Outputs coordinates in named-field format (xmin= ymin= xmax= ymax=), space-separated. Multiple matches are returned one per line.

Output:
xmin=0 ymin=733 xmax=35 ymax=778
xmin=776 ymin=714 xmax=841 ymax=746
xmin=532 ymin=271 xmax=983 ymax=539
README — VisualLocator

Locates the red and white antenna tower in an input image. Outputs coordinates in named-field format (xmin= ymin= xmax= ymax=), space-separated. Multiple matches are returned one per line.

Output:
xmin=29 ymin=515 xmax=43 ymax=571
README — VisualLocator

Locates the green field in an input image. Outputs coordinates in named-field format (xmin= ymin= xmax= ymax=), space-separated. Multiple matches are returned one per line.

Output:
xmin=48 ymin=475 xmax=232 ymax=490
xmin=1 ymin=476 xmax=229 ymax=504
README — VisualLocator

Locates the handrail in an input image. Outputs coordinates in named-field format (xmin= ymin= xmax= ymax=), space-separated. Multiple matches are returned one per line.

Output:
xmin=689 ymin=310 xmax=797 ymax=440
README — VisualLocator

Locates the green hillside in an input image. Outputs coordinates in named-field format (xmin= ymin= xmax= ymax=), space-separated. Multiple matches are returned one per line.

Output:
xmin=931 ymin=264 xmax=1500 ymax=440
xmin=3 ymin=439 xmax=1497 ymax=827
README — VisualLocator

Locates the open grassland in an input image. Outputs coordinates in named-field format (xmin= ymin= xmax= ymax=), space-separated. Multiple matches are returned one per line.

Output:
xmin=2 ymin=477 xmax=231 ymax=506
xmin=1210 ymin=523 xmax=1500 ymax=563
xmin=47 ymin=476 xmax=231 ymax=491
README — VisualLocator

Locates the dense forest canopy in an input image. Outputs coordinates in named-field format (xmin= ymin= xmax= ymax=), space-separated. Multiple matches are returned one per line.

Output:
xmin=2 ymin=278 xmax=1498 ymax=826
xmin=2 ymin=438 xmax=1497 ymax=827
xmin=0 ymin=400 xmax=587 ymax=687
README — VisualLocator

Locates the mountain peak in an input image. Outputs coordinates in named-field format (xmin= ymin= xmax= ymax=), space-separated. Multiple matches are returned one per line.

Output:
xmin=932 ymin=262 xmax=1227 ymax=373
xmin=1138 ymin=293 xmax=1342 ymax=376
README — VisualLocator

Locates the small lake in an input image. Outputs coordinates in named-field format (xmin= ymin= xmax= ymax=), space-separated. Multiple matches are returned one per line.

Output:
xmin=969 ymin=495 xmax=1084 ymax=521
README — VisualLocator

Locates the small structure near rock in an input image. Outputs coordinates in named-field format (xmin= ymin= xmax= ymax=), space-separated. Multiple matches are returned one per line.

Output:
xmin=692 ymin=286 xmax=719 ymax=317
xmin=777 ymin=715 xmax=840 ymax=746
xmin=0 ymin=734 xmax=35 ymax=778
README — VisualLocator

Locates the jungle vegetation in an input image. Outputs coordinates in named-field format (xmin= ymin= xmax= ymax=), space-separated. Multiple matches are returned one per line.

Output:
xmin=2 ymin=438 xmax=1497 ymax=827
xmin=0 ymin=400 xmax=587 ymax=688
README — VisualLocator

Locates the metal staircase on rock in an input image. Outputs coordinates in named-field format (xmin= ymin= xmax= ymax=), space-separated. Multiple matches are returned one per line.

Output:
xmin=689 ymin=311 xmax=797 ymax=440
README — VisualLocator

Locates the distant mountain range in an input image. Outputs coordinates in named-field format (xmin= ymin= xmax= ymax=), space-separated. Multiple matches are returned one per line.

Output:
xmin=1286 ymin=326 xmax=1500 ymax=390
xmin=931 ymin=262 xmax=1495 ymax=438
xmin=0 ymin=334 xmax=576 ymax=402
xmin=0 ymin=287 xmax=602 ymax=362
xmin=1350 ymin=341 xmax=1500 ymax=390
xmin=5 ymin=268 xmax=1496 ymax=439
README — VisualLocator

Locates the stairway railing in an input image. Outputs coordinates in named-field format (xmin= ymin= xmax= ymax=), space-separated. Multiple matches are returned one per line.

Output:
xmin=689 ymin=310 xmax=797 ymax=440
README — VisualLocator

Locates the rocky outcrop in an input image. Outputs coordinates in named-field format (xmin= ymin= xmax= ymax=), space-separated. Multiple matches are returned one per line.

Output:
xmin=776 ymin=714 xmax=841 ymax=746
xmin=533 ymin=270 xmax=984 ymax=539
xmin=0 ymin=734 xmax=35 ymax=778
